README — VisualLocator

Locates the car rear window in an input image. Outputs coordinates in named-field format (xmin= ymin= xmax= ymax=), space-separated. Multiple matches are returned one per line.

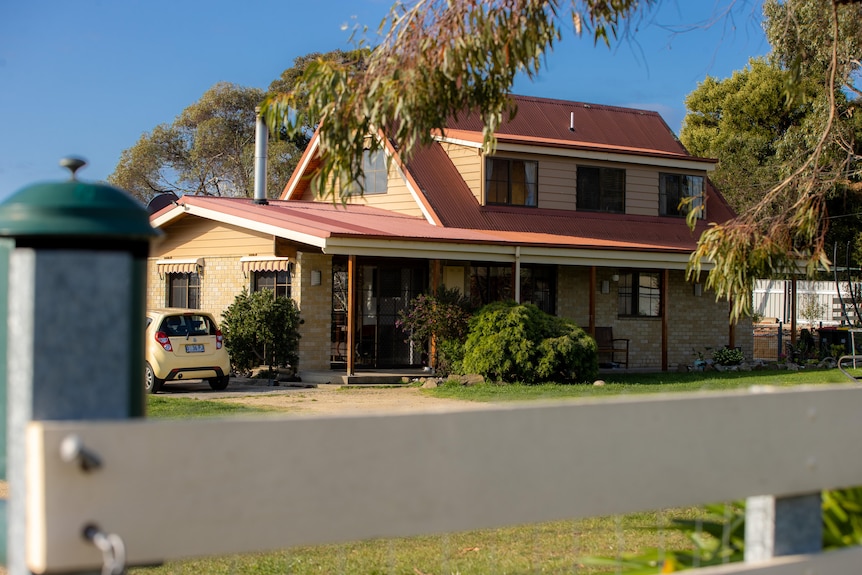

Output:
xmin=158 ymin=315 xmax=216 ymax=337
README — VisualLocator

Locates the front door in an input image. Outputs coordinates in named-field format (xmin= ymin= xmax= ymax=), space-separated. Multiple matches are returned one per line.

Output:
xmin=331 ymin=259 xmax=427 ymax=368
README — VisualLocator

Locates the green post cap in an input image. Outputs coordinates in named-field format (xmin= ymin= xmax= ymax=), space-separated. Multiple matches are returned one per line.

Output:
xmin=0 ymin=157 xmax=160 ymax=240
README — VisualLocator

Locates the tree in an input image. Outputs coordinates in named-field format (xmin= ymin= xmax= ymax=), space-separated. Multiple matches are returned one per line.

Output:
xmin=680 ymin=58 xmax=819 ymax=214
xmin=110 ymin=82 xmax=291 ymax=202
xmin=220 ymin=289 xmax=302 ymax=375
xmin=687 ymin=0 xmax=861 ymax=320
xmin=109 ymin=50 xmax=356 ymax=204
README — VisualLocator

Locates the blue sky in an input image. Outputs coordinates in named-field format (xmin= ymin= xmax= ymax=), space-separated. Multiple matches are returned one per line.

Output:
xmin=0 ymin=0 xmax=769 ymax=199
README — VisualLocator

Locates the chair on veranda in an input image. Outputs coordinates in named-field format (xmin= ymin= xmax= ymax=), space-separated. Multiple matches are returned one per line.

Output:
xmin=594 ymin=326 xmax=629 ymax=368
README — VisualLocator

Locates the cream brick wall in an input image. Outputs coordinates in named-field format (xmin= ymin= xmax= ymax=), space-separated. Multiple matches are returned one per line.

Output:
xmin=294 ymin=252 xmax=333 ymax=371
xmin=146 ymin=257 xmax=246 ymax=320
xmin=147 ymin=252 xmax=336 ymax=372
xmin=555 ymin=267 xmax=753 ymax=370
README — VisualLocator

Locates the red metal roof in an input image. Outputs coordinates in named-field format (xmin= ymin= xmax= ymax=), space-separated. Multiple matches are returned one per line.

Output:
xmin=445 ymin=94 xmax=710 ymax=161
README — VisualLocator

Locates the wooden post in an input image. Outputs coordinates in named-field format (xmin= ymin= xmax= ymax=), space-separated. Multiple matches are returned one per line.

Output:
xmin=346 ymin=255 xmax=356 ymax=376
xmin=791 ymin=277 xmax=798 ymax=346
xmin=429 ymin=260 xmax=441 ymax=368
xmin=745 ymin=493 xmax=822 ymax=562
xmin=662 ymin=269 xmax=669 ymax=371
xmin=588 ymin=266 xmax=596 ymax=336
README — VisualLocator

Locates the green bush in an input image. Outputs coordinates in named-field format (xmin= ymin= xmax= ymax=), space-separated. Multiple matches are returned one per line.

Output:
xmin=397 ymin=286 xmax=473 ymax=375
xmin=221 ymin=289 xmax=302 ymax=374
xmin=712 ymin=346 xmax=745 ymax=366
xmin=460 ymin=301 xmax=598 ymax=384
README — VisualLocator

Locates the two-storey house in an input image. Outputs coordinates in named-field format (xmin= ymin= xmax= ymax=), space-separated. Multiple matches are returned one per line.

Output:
xmin=148 ymin=95 xmax=751 ymax=374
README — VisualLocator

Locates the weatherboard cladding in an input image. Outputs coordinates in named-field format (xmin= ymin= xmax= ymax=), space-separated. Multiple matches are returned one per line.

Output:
xmin=404 ymin=140 xmax=734 ymax=253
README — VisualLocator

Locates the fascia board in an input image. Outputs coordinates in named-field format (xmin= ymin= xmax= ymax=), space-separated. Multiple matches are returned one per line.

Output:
xmin=517 ymin=246 xmax=709 ymax=270
xmin=184 ymin=204 xmax=328 ymax=249
xmin=432 ymin=134 xmax=714 ymax=172
xmin=493 ymin=142 xmax=716 ymax=172
xmin=282 ymin=135 xmax=320 ymax=200
xmin=323 ymin=237 xmax=713 ymax=270
xmin=150 ymin=206 xmax=186 ymax=228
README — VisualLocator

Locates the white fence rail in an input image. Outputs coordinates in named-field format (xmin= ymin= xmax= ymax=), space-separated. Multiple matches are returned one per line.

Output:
xmin=753 ymin=279 xmax=861 ymax=325
xmin=24 ymin=384 xmax=862 ymax=574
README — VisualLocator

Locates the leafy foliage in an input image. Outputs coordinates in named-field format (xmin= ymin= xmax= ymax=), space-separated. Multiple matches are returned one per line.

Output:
xmin=396 ymin=286 xmax=473 ymax=373
xmin=586 ymin=488 xmax=862 ymax=573
xmin=260 ymin=0 xmax=652 ymax=201
xmin=110 ymin=51 xmax=355 ymax=204
xmin=460 ymin=301 xmax=598 ymax=383
xmin=686 ymin=0 xmax=862 ymax=322
xmin=680 ymin=58 xmax=818 ymax=214
xmin=711 ymin=346 xmax=744 ymax=366
xmin=220 ymin=290 xmax=301 ymax=374
xmin=109 ymin=82 xmax=298 ymax=203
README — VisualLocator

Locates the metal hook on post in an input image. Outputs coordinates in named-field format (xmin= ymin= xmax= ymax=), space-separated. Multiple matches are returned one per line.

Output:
xmin=59 ymin=434 xmax=102 ymax=472
xmin=83 ymin=524 xmax=127 ymax=575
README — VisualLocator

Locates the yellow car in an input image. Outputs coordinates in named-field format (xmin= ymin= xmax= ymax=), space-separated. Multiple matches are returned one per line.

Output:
xmin=145 ymin=308 xmax=231 ymax=393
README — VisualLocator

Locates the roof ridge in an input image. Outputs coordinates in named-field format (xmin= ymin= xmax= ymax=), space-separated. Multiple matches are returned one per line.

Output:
xmin=508 ymin=94 xmax=663 ymax=117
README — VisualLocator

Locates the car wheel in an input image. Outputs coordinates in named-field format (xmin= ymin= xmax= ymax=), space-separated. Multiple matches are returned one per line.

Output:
xmin=145 ymin=362 xmax=164 ymax=394
xmin=209 ymin=375 xmax=230 ymax=391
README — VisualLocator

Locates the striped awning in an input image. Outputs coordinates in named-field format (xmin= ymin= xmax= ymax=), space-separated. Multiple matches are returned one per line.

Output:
xmin=240 ymin=256 xmax=292 ymax=274
xmin=156 ymin=258 xmax=203 ymax=274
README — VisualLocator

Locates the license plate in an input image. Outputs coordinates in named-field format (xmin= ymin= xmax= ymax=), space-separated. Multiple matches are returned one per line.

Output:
xmin=185 ymin=344 xmax=205 ymax=353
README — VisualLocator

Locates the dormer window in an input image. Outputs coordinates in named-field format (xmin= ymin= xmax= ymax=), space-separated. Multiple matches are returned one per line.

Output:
xmin=577 ymin=166 xmax=625 ymax=213
xmin=346 ymin=149 xmax=388 ymax=195
xmin=485 ymin=158 xmax=538 ymax=207
xmin=660 ymin=173 xmax=704 ymax=218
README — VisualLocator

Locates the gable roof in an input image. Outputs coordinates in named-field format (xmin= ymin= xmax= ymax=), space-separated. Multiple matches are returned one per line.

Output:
xmin=442 ymin=94 xmax=705 ymax=161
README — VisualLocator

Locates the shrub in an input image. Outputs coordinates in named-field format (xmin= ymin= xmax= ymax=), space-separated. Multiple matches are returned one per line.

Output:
xmin=712 ymin=346 xmax=745 ymax=366
xmin=221 ymin=289 xmax=302 ymax=374
xmin=460 ymin=301 xmax=598 ymax=384
xmin=396 ymin=286 xmax=473 ymax=374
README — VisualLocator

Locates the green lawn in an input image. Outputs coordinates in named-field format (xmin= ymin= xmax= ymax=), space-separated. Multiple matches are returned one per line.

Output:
xmin=135 ymin=369 xmax=855 ymax=575
xmin=425 ymin=367 xmax=854 ymax=402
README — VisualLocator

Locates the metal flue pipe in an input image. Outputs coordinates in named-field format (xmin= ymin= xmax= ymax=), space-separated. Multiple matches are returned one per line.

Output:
xmin=253 ymin=107 xmax=268 ymax=205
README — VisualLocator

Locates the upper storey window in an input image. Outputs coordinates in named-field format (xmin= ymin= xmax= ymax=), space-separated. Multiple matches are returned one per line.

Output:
xmin=660 ymin=173 xmax=704 ymax=218
xmin=485 ymin=158 xmax=538 ymax=207
xmin=577 ymin=166 xmax=625 ymax=213
xmin=346 ymin=149 xmax=388 ymax=195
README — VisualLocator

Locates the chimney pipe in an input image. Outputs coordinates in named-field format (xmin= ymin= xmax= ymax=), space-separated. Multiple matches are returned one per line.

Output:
xmin=569 ymin=111 xmax=575 ymax=132
xmin=253 ymin=107 xmax=269 ymax=205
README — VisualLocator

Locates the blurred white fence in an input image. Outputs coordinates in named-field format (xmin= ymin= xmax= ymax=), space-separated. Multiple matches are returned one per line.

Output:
xmin=24 ymin=385 xmax=862 ymax=574
xmin=753 ymin=279 xmax=861 ymax=326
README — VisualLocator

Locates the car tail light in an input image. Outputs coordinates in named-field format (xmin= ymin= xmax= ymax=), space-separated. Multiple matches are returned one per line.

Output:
xmin=155 ymin=331 xmax=173 ymax=352
xmin=216 ymin=329 xmax=224 ymax=350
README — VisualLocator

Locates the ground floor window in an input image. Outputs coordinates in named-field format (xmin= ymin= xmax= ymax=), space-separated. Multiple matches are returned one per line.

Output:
xmin=167 ymin=272 xmax=200 ymax=309
xmin=618 ymin=271 xmax=661 ymax=317
xmin=470 ymin=264 xmax=513 ymax=308
xmin=251 ymin=269 xmax=291 ymax=299
xmin=469 ymin=263 xmax=556 ymax=314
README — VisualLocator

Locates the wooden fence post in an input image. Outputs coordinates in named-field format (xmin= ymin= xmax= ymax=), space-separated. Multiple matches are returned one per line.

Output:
xmin=745 ymin=493 xmax=823 ymax=562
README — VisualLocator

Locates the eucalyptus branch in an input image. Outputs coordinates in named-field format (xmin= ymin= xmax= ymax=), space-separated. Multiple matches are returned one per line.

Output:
xmin=688 ymin=0 xmax=857 ymax=322
xmin=260 ymin=0 xmax=652 ymax=202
